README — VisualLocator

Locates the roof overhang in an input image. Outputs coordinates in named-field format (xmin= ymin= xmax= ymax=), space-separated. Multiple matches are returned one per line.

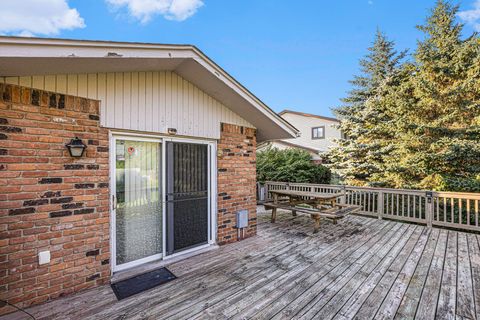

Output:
xmin=260 ymin=139 xmax=321 ymax=154
xmin=279 ymin=109 xmax=339 ymax=123
xmin=0 ymin=36 xmax=298 ymax=142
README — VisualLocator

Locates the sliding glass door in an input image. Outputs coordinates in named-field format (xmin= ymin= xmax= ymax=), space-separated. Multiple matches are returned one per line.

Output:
xmin=111 ymin=135 xmax=213 ymax=272
xmin=114 ymin=139 xmax=163 ymax=270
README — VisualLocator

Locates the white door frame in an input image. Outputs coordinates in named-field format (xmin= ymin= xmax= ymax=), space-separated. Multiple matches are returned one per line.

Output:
xmin=109 ymin=131 xmax=217 ymax=273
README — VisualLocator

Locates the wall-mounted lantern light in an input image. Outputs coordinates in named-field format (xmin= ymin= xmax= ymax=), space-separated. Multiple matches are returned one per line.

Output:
xmin=66 ymin=137 xmax=87 ymax=158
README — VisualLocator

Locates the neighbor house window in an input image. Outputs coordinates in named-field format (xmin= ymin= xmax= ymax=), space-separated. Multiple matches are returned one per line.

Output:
xmin=312 ymin=126 xmax=325 ymax=139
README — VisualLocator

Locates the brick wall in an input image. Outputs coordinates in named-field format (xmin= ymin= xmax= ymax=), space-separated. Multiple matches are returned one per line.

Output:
xmin=217 ymin=123 xmax=257 ymax=245
xmin=0 ymin=84 xmax=110 ymax=314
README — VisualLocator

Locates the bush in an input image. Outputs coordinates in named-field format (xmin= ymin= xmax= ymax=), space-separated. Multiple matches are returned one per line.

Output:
xmin=257 ymin=148 xmax=331 ymax=184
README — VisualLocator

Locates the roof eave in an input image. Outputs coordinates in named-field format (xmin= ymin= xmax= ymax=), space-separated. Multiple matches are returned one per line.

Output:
xmin=279 ymin=109 xmax=340 ymax=123
xmin=0 ymin=36 xmax=299 ymax=142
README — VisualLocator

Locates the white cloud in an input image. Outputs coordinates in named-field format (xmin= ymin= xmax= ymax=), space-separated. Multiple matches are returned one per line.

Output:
xmin=458 ymin=0 xmax=480 ymax=31
xmin=106 ymin=0 xmax=204 ymax=23
xmin=0 ymin=0 xmax=85 ymax=37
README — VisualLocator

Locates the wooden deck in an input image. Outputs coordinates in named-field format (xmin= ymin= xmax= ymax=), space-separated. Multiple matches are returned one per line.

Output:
xmin=4 ymin=207 xmax=480 ymax=320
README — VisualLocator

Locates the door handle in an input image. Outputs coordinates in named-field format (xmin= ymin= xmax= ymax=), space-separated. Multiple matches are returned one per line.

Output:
xmin=112 ymin=194 xmax=116 ymax=210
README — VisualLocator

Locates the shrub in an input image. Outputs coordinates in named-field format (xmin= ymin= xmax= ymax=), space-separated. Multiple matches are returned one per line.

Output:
xmin=257 ymin=148 xmax=331 ymax=184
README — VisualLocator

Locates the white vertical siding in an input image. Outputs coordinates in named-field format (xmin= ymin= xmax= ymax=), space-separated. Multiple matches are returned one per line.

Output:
xmin=67 ymin=74 xmax=77 ymax=96
xmin=152 ymin=72 xmax=159 ymax=133
xmin=45 ymin=75 xmax=56 ymax=92
xmin=1 ymin=71 xmax=253 ymax=139
xmin=280 ymin=113 xmax=341 ymax=152
xmin=57 ymin=74 xmax=67 ymax=94
xmin=19 ymin=76 xmax=32 ymax=87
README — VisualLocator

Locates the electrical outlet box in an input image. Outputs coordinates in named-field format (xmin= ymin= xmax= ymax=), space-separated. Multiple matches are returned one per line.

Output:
xmin=236 ymin=210 xmax=249 ymax=229
xmin=39 ymin=251 xmax=50 ymax=265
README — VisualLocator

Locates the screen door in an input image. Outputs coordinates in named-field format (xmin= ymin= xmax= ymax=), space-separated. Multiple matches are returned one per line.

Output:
xmin=166 ymin=142 xmax=209 ymax=254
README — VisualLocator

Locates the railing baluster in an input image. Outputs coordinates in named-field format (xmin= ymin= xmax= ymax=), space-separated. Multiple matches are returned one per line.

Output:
xmin=367 ymin=192 xmax=372 ymax=212
xmin=443 ymin=197 xmax=447 ymax=222
xmin=390 ymin=193 xmax=392 ymax=216
xmin=366 ymin=192 xmax=369 ymax=212
xmin=419 ymin=196 xmax=423 ymax=219
xmin=390 ymin=193 xmax=393 ymax=215
xmin=365 ymin=192 xmax=370 ymax=212
xmin=362 ymin=192 xmax=365 ymax=211
xmin=451 ymin=198 xmax=454 ymax=223
xmin=397 ymin=193 xmax=400 ymax=216
xmin=391 ymin=193 xmax=394 ymax=215
xmin=385 ymin=193 xmax=388 ymax=215
xmin=476 ymin=200 xmax=479 ymax=227
xmin=413 ymin=196 xmax=416 ymax=219
xmin=467 ymin=199 xmax=470 ymax=225
xmin=407 ymin=195 xmax=410 ymax=218
xmin=401 ymin=195 xmax=403 ymax=216
xmin=459 ymin=198 xmax=463 ymax=225
xmin=378 ymin=191 xmax=384 ymax=219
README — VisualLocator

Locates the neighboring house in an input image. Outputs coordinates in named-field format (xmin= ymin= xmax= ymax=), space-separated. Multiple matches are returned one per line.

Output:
xmin=0 ymin=36 xmax=298 ymax=314
xmin=257 ymin=110 xmax=341 ymax=161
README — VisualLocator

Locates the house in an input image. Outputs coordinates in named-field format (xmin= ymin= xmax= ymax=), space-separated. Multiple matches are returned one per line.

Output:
xmin=0 ymin=36 xmax=298 ymax=314
xmin=257 ymin=110 xmax=341 ymax=161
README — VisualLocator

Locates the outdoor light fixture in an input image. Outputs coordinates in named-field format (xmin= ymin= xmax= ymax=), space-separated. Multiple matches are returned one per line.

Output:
xmin=66 ymin=137 xmax=87 ymax=158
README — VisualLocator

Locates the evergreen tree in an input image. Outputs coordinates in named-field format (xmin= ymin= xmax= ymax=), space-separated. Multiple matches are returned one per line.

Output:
xmin=328 ymin=30 xmax=406 ymax=186
xmin=379 ymin=0 xmax=480 ymax=191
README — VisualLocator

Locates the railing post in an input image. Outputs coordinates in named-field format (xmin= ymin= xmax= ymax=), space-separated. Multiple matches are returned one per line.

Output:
xmin=378 ymin=191 xmax=384 ymax=220
xmin=426 ymin=191 xmax=433 ymax=227
xmin=341 ymin=185 xmax=346 ymax=205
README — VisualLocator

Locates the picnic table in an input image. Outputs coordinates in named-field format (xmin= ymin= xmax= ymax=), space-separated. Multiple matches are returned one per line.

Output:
xmin=264 ymin=189 xmax=361 ymax=233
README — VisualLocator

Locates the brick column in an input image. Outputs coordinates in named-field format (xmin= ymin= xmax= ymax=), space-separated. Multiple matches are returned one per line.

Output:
xmin=217 ymin=123 xmax=257 ymax=245
xmin=0 ymin=84 xmax=110 ymax=314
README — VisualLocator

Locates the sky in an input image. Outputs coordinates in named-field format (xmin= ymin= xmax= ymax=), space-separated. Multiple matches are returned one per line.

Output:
xmin=1 ymin=0 xmax=480 ymax=117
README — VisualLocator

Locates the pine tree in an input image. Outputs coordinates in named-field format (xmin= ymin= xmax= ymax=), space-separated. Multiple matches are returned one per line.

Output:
xmin=328 ymin=30 xmax=406 ymax=186
xmin=379 ymin=0 xmax=480 ymax=191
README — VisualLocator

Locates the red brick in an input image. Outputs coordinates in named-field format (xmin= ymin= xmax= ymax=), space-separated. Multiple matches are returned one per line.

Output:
xmin=0 ymin=85 xmax=108 ymax=314
xmin=217 ymin=123 xmax=257 ymax=245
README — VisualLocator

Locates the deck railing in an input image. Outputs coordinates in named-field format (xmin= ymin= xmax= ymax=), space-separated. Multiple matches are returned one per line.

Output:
xmin=262 ymin=181 xmax=480 ymax=232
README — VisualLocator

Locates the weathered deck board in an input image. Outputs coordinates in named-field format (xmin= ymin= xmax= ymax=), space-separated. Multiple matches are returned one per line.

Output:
xmin=436 ymin=231 xmax=458 ymax=320
xmin=394 ymin=228 xmax=439 ymax=319
xmin=456 ymin=232 xmax=476 ymax=319
xmin=2 ymin=207 xmax=480 ymax=320
xmin=414 ymin=228 xmax=449 ymax=320
xmin=468 ymin=233 xmax=480 ymax=320
xmin=287 ymin=224 xmax=411 ymax=319
xmin=342 ymin=224 xmax=425 ymax=320
xmin=261 ymin=222 xmax=406 ymax=320
xmin=294 ymin=225 xmax=415 ymax=318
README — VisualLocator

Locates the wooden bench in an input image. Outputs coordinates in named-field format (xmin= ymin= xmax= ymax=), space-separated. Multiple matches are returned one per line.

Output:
xmin=263 ymin=202 xmax=361 ymax=233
